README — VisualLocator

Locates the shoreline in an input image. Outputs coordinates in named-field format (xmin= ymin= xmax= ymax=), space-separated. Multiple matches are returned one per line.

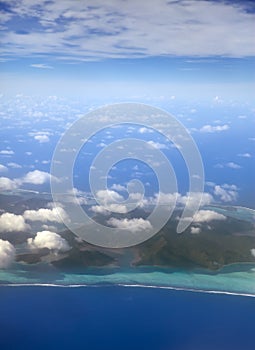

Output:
xmin=1 ymin=262 xmax=255 ymax=297
xmin=1 ymin=282 xmax=255 ymax=298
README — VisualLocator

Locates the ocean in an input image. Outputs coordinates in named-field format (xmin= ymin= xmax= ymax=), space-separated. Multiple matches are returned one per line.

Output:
xmin=1 ymin=286 xmax=255 ymax=350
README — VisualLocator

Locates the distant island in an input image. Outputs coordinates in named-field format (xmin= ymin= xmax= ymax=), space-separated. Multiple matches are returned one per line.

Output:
xmin=1 ymin=193 xmax=254 ymax=274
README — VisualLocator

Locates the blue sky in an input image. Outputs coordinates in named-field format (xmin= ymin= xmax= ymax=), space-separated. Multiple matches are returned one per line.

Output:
xmin=0 ymin=0 xmax=255 ymax=100
xmin=0 ymin=0 xmax=255 ymax=259
xmin=0 ymin=0 xmax=255 ymax=210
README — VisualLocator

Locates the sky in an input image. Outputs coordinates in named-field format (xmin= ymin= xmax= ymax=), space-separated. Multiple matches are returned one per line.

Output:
xmin=0 ymin=0 xmax=255 ymax=266
xmin=0 ymin=0 xmax=255 ymax=100
xmin=0 ymin=0 xmax=255 ymax=254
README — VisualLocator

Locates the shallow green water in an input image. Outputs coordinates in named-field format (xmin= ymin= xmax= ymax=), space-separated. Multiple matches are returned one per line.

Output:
xmin=1 ymin=263 xmax=255 ymax=296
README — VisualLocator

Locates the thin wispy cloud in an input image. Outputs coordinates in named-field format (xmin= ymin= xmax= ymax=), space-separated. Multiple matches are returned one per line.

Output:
xmin=238 ymin=153 xmax=251 ymax=158
xmin=0 ymin=150 xmax=14 ymax=155
xmin=198 ymin=124 xmax=229 ymax=133
xmin=215 ymin=162 xmax=242 ymax=170
xmin=226 ymin=162 xmax=242 ymax=169
xmin=0 ymin=164 xmax=8 ymax=172
xmin=30 ymin=63 xmax=53 ymax=69
xmin=0 ymin=0 xmax=254 ymax=62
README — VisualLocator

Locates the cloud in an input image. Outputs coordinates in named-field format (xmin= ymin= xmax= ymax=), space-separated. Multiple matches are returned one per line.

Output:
xmin=214 ymin=184 xmax=238 ymax=202
xmin=2 ymin=0 xmax=254 ymax=60
xmin=199 ymin=124 xmax=229 ymax=133
xmin=155 ymin=192 xmax=179 ymax=205
xmin=215 ymin=162 xmax=242 ymax=170
xmin=0 ymin=177 xmax=18 ymax=191
xmin=29 ymin=131 xmax=51 ymax=143
xmin=0 ymin=212 xmax=30 ymax=232
xmin=129 ymin=192 xmax=143 ymax=201
xmin=0 ymin=239 xmax=16 ymax=268
xmin=90 ymin=189 xmax=129 ymax=214
xmin=190 ymin=226 xmax=201 ymax=234
xmin=27 ymin=231 xmax=70 ymax=252
xmin=91 ymin=203 xmax=128 ymax=215
xmin=64 ymin=188 xmax=88 ymax=205
xmin=0 ymin=164 xmax=8 ymax=172
xmin=92 ymin=190 xmax=211 ymax=213
xmin=90 ymin=205 xmax=109 ymax=215
xmin=178 ymin=192 xmax=213 ymax=208
xmin=133 ymin=191 xmax=213 ymax=210
xmin=30 ymin=63 xmax=53 ymax=69
xmin=111 ymin=184 xmax=127 ymax=192
xmin=226 ymin=162 xmax=241 ymax=169
xmin=7 ymin=162 xmax=22 ymax=169
xmin=21 ymin=170 xmax=53 ymax=185
xmin=238 ymin=115 xmax=247 ymax=119
xmin=237 ymin=153 xmax=251 ymax=158
xmin=0 ymin=170 xmax=57 ymax=191
xmin=147 ymin=141 xmax=168 ymax=150
xmin=213 ymin=96 xmax=223 ymax=103
xmin=42 ymin=224 xmax=57 ymax=232
xmin=107 ymin=217 xmax=152 ymax=233
xmin=0 ymin=150 xmax=14 ymax=155
xmin=193 ymin=210 xmax=226 ymax=223
xmin=96 ymin=189 xmax=124 ymax=203
xmin=138 ymin=127 xmax=153 ymax=134
xmin=34 ymin=134 xmax=50 ymax=143
xmin=251 ymin=249 xmax=255 ymax=258
xmin=23 ymin=206 xmax=69 ymax=223
xmin=97 ymin=142 xmax=107 ymax=148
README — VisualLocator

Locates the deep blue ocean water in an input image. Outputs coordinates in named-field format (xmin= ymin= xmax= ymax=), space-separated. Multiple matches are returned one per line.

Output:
xmin=1 ymin=286 xmax=255 ymax=350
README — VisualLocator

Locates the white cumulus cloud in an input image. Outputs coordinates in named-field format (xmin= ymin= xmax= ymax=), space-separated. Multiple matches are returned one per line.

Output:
xmin=138 ymin=127 xmax=153 ymax=134
xmin=193 ymin=210 xmax=226 ymax=223
xmin=0 ymin=212 xmax=29 ymax=232
xmin=107 ymin=217 xmax=152 ymax=233
xmin=21 ymin=170 xmax=52 ymax=185
xmin=190 ymin=226 xmax=201 ymax=234
xmin=29 ymin=131 xmax=51 ymax=143
xmin=155 ymin=192 xmax=179 ymax=205
xmin=96 ymin=189 xmax=123 ymax=202
xmin=27 ymin=231 xmax=70 ymax=252
xmin=178 ymin=192 xmax=213 ymax=208
xmin=0 ymin=239 xmax=16 ymax=268
xmin=251 ymin=249 xmax=255 ymax=258
xmin=34 ymin=134 xmax=50 ymax=143
xmin=0 ymin=177 xmax=18 ymax=191
xmin=111 ymin=184 xmax=127 ymax=192
xmin=91 ymin=203 xmax=128 ymax=214
xmin=214 ymin=184 xmax=238 ymax=202
xmin=147 ymin=140 xmax=168 ymax=150
xmin=23 ymin=206 xmax=69 ymax=223
xmin=0 ymin=170 xmax=58 ymax=191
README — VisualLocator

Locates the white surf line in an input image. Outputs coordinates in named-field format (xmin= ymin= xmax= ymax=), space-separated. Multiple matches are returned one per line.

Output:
xmin=1 ymin=282 xmax=255 ymax=298
xmin=118 ymin=284 xmax=255 ymax=298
